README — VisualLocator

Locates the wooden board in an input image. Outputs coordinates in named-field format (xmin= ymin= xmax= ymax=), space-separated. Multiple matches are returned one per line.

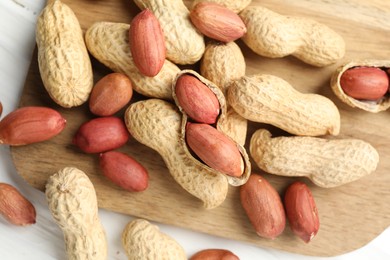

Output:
xmin=11 ymin=0 xmax=390 ymax=257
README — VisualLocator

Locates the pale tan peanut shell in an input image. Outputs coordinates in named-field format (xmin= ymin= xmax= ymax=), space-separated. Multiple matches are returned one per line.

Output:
xmin=228 ymin=74 xmax=340 ymax=136
xmin=122 ymin=219 xmax=186 ymax=260
xmin=125 ymin=99 xmax=228 ymax=209
xmin=331 ymin=60 xmax=390 ymax=112
xmin=200 ymin=41 xmax=247 ymax=146
xmin=239 ymin=6 xmax=345 ymax=67
xmin=191 ymin=0 xmax=252 ymax=13
xmin=36 ymin=0 xmax=93 ymax=108
xmin=133 ymin=0 xmax=205 ymax=65
xmin=45 ymin=167 xmax=107 ymax=260
xmin=172 ymin=70 xmax=251 ymax=186
xmin=250 ymin=129 xmax=379 ymax=188
xmin=85 ymin=22 xmax=179 ymax=100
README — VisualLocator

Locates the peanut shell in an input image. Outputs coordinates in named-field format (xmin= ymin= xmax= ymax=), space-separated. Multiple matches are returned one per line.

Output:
xmin=191 ymin=0 xmax=252 ymax=13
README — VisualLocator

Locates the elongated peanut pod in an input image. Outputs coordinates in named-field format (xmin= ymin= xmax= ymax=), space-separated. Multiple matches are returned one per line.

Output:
xmin=228 ymin=74 xmax=340 ymax=136
xmin=133 ymin=0 xmax=205 ymax=65
xmin=122 ymin=219 xmax=186 ymax=260
xmin=239 ymin=6 xmax=345 ymax=67
xmin=200 ymin=41 xmax=247 ymax=146
xmin=124 ymin=99 xmax=228 ymax=209
xmin=45 ymin=167 xmax=107 ymax=260
xmin=85 ymin=22 xmax=179 ymax=99
xmin=191 ymin=0 xmax=252 ymax=13
xmin=36 ymin=0 xmax=93 ymax=107
xmin=250 ymin=129 xmax=379 ymax=188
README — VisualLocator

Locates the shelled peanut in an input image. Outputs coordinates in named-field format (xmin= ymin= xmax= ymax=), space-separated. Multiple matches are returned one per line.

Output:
xmin=190 ymin=249 xmax=239 ymax=260
xmin=239 ymin=5 xmax=345 ymax=67
xmin=122 ymin=219 xmax=186 ymax=260
xmin=0 ymin=106 xmax=66 ymax=146
xmin=0 ymin=183 xmax=36 ymax=226
xmin=36 ymin=0 xmax=93 ymax=108
xmin=250 ymin=129 xmax=379 ymax=188
xmin=45 ymin=167 xmax=107 ymax=260
xmin=331 ymin=60 xmax=390 ymax=112
xmin=0 ymin=101 xmax=2 ymax=118
xmin=228 ymin=74 xmax=340 ymax=136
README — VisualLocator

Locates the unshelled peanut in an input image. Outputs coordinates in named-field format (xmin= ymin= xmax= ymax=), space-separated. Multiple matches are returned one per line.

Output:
xmin=133 ymin=0 xmax=205 ymax=65
xmin=228 ymin=74 xmax=340 ymax=136
xmin=85 ymin=22 xmax=180 ymax=99
xmin=45 ymin=167 xmax=107 ymax=260
xmin=0 ymin=106 xmax=66 ymax=146
xmin=36 ymin=0 xmax=93 ymax=107
xmin=122 ymin=219 xmax=186 ymax=260
xmin=239 ymin=6 xmax=345 ymax=67
xmin=250 ymin=129 xmax=379 ymax=188
xmin=191 ymin=0 xmax=251 ymax=13
xmin=0 ymin=183 xmax=36 ymax=226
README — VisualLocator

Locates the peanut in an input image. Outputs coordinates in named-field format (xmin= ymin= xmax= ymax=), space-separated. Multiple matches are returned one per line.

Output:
xmin=125 ymin=99 xmax=228 ymax=209
xmin=250 ymin=129 xmax=379 ymax=188
xmin=45 ymin=167 xmax=107 ymax=260
xmin=133 ymin=0 xmax=205 ymax=65
xmin=0 ymin=183 xmax=36 ymax=226
xmin=186 ymin=122 xmax=244 ymax=177
xmin=172 ymin=70 xmax=251 ymax=186
xmin=36 ymin=0 xmax=93 ymax=107
xmin=129 ymin=9 xmax=166 ymax=77
xmin=190 ymin=249 xmax=239 ymax=260
xmin=99 ymin=151 xmax=149 ymax=192
xmin=191 ymin=0 xmax=251 ymax=13
xmin=0 ymin=106 xmax=66 ymax=146
xmin=122 ymin=219 xmax=186 ymax=260
xmin=228 ymin=74 xmax=340 ymax=136
xmin=284 ymin=181 xmax=320 ymax=243
xmin=240 ymin=173 xmax=286 ymax=239
xmin=331 ymin=60 xmax=390 ymax=112
xmin=89 ymin=73 xmax=133 ymax=116
xmin=339 ymin=67 xmax=389 ymax=100
xmin=174 ymin=74 xmax=220 ymax=124
xmin=85 ymin=21 xmax=180 ymax=99
xmin=0 ymin=101 xmax=3 ymax=118
xmin=239 ymin=6 xmax=345 ymax=67
xmin=73 ymin=117 xmax=129 ymax=153
xmin=200 ymin=41 xmax=247 ymax=146
xmin=190 ymin=2 xmax=246 ymax=43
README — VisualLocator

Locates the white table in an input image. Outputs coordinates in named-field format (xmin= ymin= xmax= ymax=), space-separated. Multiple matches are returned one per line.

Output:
xmin=1 ymin=0 xmax=389 ymax=259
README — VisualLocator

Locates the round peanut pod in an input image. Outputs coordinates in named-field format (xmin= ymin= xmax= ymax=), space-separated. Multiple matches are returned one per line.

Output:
xmin=228 ymin=74 xmax=340 ymax=136
xmin=330 ymin=60 xmax=390 ymax=112
xmin=36 ymin=0 xmax=93 ymax=108
xmin=191 ymin=0 xmax=252 ymax=13
xmin=124 ymin=99 xmax=229 ymax=209
xmin=85 ymin=21 xmax=180 ymax=100
xmin=250 ymin=129 xmax=379 ymax=188
xmin=172 ymin=70 xmax=251 ymax=186
xmin=122 ymin=219 xmax=186 ymax=260
xmin=133 ymin=0 xmax=205 ymax=65
xmin=45 ymin=167 xmax=107 ymax=260
xmin=200 ymin=41 xmax=247 ymax=146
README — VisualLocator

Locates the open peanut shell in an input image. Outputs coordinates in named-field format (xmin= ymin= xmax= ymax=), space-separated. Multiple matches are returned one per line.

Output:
xmin=172 ymin=69 xmax=251 ymax=186
xmin=330 ymin=60 xmax=390 ymax=112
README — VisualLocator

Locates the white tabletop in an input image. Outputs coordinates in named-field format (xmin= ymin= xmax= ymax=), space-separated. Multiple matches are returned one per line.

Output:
xmin=1 ymin=0 xmax=389 ymax=259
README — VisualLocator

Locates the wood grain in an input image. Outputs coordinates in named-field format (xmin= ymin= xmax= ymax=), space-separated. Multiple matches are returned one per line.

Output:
xmin=10 ymin=0 xmax=390 ymax=257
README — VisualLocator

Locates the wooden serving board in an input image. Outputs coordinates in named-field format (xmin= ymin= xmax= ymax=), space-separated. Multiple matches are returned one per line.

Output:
xmin=11 ymin=0 xmax=390 ymax=257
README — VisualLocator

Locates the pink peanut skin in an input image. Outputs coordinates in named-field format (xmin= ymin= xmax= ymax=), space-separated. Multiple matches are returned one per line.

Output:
xmin=240 ymin=174 xmax=286 ymax=239
xmin=190 ymin=2 xmax=246 ymax=43
xmin=0 ymin=106 xmax=66 ymax=145
xmin=340 ymin=67 xmax=389 ymax=100
xmin=175 ymin=75 xmax=220 ymax=124
xmin=129 ymin=9 xmax=166 ymax=77
xmin=73 ymin=117 xmax=129 ymax=153
xmin=284 ymin=181 xmax=320 ymax=243
xmin=99 ymin=151 xmax=149 ymax=192
xmin=185 ymin=122 xmax=243 ymax=177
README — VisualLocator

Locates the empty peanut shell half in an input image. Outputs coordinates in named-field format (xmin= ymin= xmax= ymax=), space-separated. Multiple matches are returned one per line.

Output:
xmin=172 ymin=70 xmax=251 ymax=186
xmin=331 ymin=60 xmax=390 ymax=112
